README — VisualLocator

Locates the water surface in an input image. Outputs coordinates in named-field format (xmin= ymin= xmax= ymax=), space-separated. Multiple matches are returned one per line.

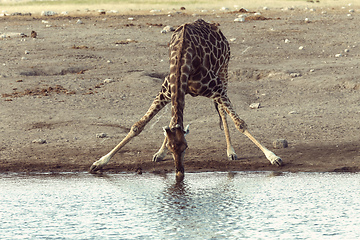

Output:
xmin=1 ymin=172 xmax=359 ymax=239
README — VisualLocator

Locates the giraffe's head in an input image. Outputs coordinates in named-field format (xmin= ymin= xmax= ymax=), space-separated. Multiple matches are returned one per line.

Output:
xmin=164 ymin=124 xmax=188 ymax=179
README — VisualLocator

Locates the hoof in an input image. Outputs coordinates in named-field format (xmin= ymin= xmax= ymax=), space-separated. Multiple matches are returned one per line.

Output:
xmin=152 ymin=154 xmax=164 ymax=162
xmin=89 ymin=164 xmax=102 ymax=173
xmin=227 ymin=153 xmax=238 ymax=161
xmin=271 ymin=157 xmax=283 ymax=166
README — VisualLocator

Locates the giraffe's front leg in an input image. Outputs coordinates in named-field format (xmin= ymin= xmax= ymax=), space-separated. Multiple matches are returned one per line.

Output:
xmin=90 ymin=85 xmax=171 ymax=173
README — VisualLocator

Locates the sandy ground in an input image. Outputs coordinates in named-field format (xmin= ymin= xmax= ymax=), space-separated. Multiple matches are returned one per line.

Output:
xmin=1 ymin=5 xmax=359 ymax=174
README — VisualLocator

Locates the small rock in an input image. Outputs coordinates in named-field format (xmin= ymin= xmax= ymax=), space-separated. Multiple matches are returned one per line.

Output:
xmin=98 ymin=9 xmax=106 ymax=15
xmin=349 ymin=9 xmax=355 ymax=13
xmin=24 ymin=50 xmax=30 ymax=54
xmin=128 ymin=17 xmax=134 ymax=21
xmin=32 ymin=139 xmax=47 ymax=144
xmin=41 ymin=11 xmax=57 ymax=16
xmin=161 ymin=25 xmax=175 ymax=33
xmin=104 ymin=78 xmax=114 ymax=83
xmin=288 ymin=111 xmax=299 ymax=114
xmin=136 ymin=167 xmax=142 ymax=174
xmin=344 ymin=49 xmax=350 ymax=53
xmin=273 ymin=139 xmax=288 ymax=149
xmin=263 ymin=7 xmax=269 ymax=10
xmin=249 ymin=103 xmax=260 ymax=109
xmin=229 ymin=38 xmax=236 ymax=42
xmin=290 ymin=72 xmax=301 ymax=78
xmin=335 ymin=53 xmax=342 ymax=58
xmin=31 ymin=31 xmax=37 ymax=38
xmin=304 ymin=18 xmax=310 ymax=23
xmin=284 ymin=39 xmax=290 ymax=43
xmin=96 ymin=133 xmax=107 ymax=138
xmin=299 ymin=46 xmax=304 ymax=50
xmin=234 ymin=16 xmax=246 ymax=22
xmin=76 ymin=19 xmax=83 ymax=24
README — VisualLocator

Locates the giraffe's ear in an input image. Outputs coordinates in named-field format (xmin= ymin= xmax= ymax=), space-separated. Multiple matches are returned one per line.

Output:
xmin=163 ymin=126 xmax=171 ymax=137
xmin=184 ymin=124 xmax=190 ymax=136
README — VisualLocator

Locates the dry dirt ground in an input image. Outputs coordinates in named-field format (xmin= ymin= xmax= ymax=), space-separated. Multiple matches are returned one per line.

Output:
xmin=1 ymin=6 xmax=359 ymax=174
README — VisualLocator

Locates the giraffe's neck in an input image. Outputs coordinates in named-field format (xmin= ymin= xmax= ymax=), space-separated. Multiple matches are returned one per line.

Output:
xmin=169 ymin=24 xmax=191 ymax=130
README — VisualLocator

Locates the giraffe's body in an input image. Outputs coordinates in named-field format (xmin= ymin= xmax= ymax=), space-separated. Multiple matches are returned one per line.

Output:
xmin=90 ymin=19 xmax=283 ymax=178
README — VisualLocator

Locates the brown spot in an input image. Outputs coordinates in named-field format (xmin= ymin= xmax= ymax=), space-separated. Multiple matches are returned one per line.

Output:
xmin=209 ymin=80 xmax=216 ymax=88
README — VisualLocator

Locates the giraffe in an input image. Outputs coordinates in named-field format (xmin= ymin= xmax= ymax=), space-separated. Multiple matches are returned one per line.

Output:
xmin=90 ymin=19 xmax=283 ymax=178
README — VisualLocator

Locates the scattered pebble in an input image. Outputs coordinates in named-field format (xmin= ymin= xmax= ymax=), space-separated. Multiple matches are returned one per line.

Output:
xmin=234 ymin=15 xmax=246 ymax=22
xmin=24 ymin=50 xmax=30 ymax=54
xmin=98 ymin=9 xmax=106 ymax=15
xmin=32 ymin=139 xmax=47 ymax=144
xmin=304 ymin=18 xmax=310 ymax=23
xmin=96 ymin=133 xmax=107 ymax=138
xmin=284 ymin=39 xmax=290 ymax=43
xmin=249 ymin=103 xmax=260 ymax=109
xmin=76 ymin=19 xmax=83 ymax=24
xmin=104 ymin=78 xmax=115 ymax=83
xmin=299 ymin=46 xmax=304 ymax=50
xmin=161 ymin=26 xmax=175 ymax=33
xmin=273 ymin=139 xmax=288 ymax=149
xmin=335 ymin=53 xmax=343 ymax=57
xmin=41 ymin=11 xmax=57 ymax=16
xmin=128 ymin=17 xmax=134 ymax=21
xmin=229 ymin=38 xmax=237 ymax=42
xmin=290 ymin=72 xmax=301 ymax=78
xmin=344 ymin=49 xmax=350 ymax=53
xmin=288 ymin=111 xmax=299 ymax=114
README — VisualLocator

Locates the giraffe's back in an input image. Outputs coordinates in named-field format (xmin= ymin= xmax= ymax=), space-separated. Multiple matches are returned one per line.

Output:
xmin=169 ymin=19 xmax=230 ymax=98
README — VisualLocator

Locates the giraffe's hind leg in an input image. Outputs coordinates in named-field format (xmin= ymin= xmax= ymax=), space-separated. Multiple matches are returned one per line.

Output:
xmin=218 ymin=104 xmax=238 ymax=160
xmin=217 ymin=97 xmax=283 ymax=166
